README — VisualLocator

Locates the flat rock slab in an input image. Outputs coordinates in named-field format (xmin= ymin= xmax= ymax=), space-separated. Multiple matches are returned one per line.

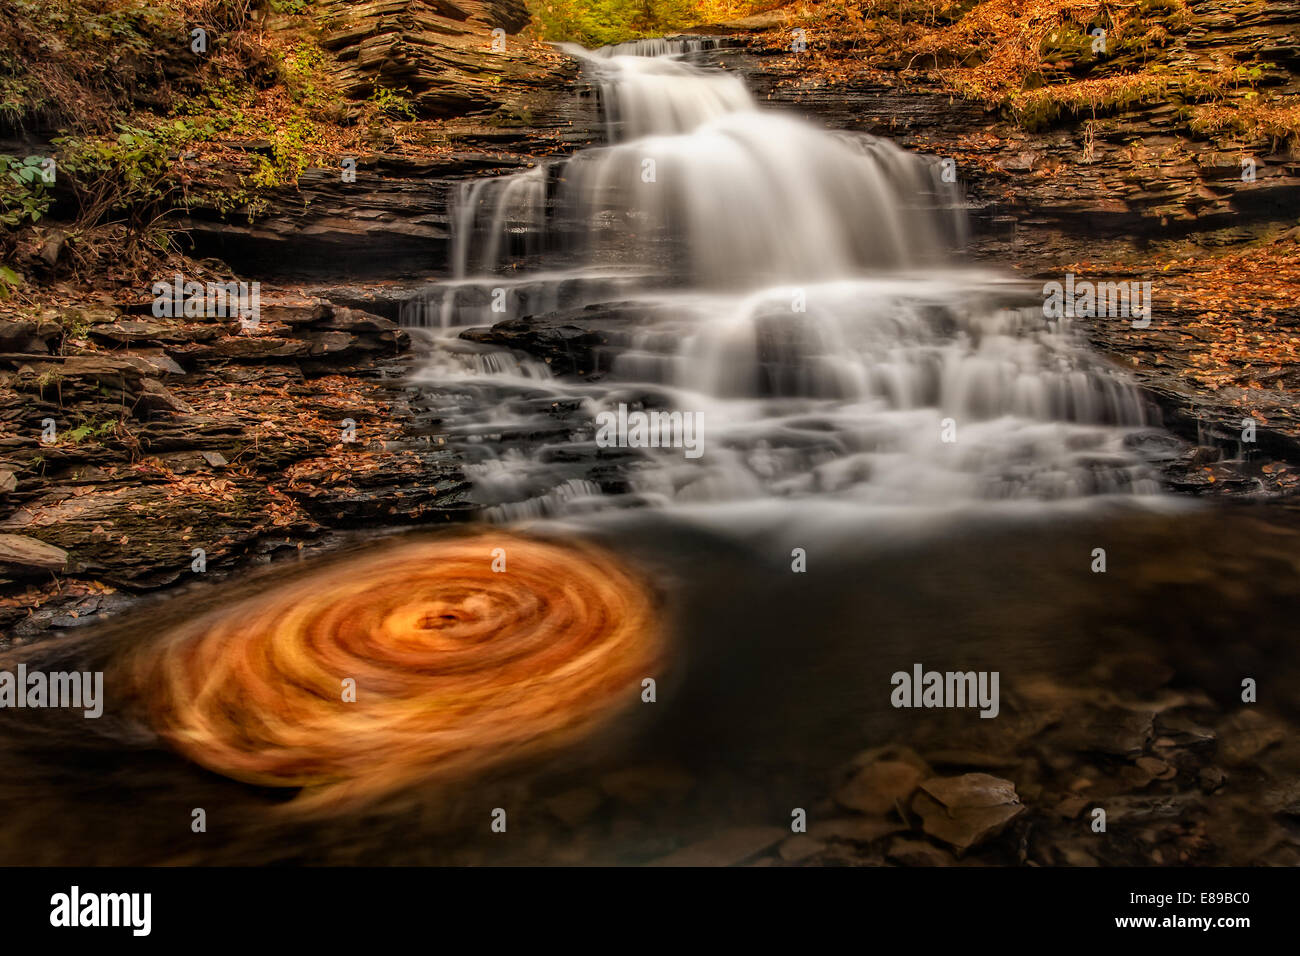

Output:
xmin=0 ymin=533 xmax=68 ymax=574
xmin=913 ymin=792 xmax=1025 ymax=852
xmin=914 ymin=773 xmax=1025 ymax=851
xmin=920 ymin=772 xmax=1021 ymax=810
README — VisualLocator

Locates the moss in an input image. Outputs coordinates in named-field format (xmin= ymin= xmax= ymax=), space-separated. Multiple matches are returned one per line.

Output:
xmin=1008 ymin=72 xmax=1171 ymax=128
xmin=1189 ymin=96 xmax=1300 ymax=149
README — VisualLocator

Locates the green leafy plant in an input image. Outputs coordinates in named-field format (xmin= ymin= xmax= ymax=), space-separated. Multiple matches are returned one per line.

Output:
xmin=54 ymin=121 xmax=200 ymax=229
xmin=248 ymin=112 xmax=318 ymax=190
xmin=65 ymin=417 xmax=119 ymax=444
xmin=368 ymin=84 xmax=417 ymax=120
xmin=0 ymin=263 xmax=25 ymax=300
xmin=280 ymin=41 xmax=331 ymax=110
xmin=0 ymin=155 xmax=54 ymax=228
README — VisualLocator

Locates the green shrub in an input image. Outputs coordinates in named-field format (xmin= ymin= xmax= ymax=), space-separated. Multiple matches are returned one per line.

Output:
xmin=0 ymin=155 xmax=54 ymax=227
xmin=53 ymin=120 xmax=203 ymax=228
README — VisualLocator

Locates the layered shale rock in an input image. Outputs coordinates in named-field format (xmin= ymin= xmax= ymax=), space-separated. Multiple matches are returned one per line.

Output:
xmin=315 ymin=0 xmax=539 ymax=118
xmin=0 ymin=291 xmax=476 ymax=632
xmin=182 ymin=0 xmax=603 ymax=277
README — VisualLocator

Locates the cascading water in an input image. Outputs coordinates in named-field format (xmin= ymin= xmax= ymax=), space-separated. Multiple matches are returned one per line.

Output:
xmin=564 ymin=41 xmax=751 ymax=140
xmin=406 ymin=38 xmax=1164 ymax=520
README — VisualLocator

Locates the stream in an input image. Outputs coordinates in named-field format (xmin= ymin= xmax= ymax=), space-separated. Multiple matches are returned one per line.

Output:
xmin=2 ymin=39 xmax=1298 ymax=867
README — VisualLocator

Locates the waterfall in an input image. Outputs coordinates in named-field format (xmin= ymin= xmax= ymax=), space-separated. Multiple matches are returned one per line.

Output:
xmin=447 ymin=41 xmax=963 ymax=283
xmin=410 ymin=37 xmax=1162 ymax=518
xmin=584 ymin=36 xmax=722 ymax=58
xmin=562 ymin=111 xmax=960 ymax=284
xmin=572 ymin=45 xmax=753 ymax=140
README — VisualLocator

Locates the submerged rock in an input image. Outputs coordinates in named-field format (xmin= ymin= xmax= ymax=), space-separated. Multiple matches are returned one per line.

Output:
xmin=647 ymin=826 xmax=785 ymax=867
xmin=913 ymin=773 xmax=1025 ymax=851
xmin=835 ymin=758 xmax=927 ymax=816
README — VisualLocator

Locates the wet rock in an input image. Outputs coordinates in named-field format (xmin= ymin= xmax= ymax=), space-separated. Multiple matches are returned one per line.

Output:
xmin=1198 ymin=766 xmax=1228 ymax=793
xmin=118 ymin=351 xmax=186 ymax=378
xmin=808 ymin=817 xmax=906 ymax=844
xmin=1155 ymin=711 xmax=1217 ymax=749
xmin=260 ymin=303 xmax=332 ymax=327
xmin=458 ymin=302 xmax=670 ymax=377
xmin=1120 ymin=763 xmax=1156 ymax=789
xmin=167 ymin=335 xmax=312 ymax=363
xmin=157 ymin=451 xmax=227 ymax=473
xmin=0 ymin=484 xmax=268 ymax=586
xmin=1053 ymin=705 xmax=1154 ymax=756
xmin=11 ymin=581 xmax=132 ymax=634
xmin=1136 ymin=756 xmax=1177 ymax=781
xmin=304 ymin=330 xmax=357 ymax=357
xmin=647 ymin=826 xmax=785 ymax=867
xmin=154 ymin=303 xmax=411 ymax=364
xmin=314 ymin=307 xmax=406 ymax=336
xmin=887 ymin=837 xmax=956 ymax=866
xmin=87 ymin=318 xmax=209 ymax=346
xmin=1051 ymin=840 xmax=1101 ymax=867
xmin=1218 ymin=710 xmax=1285 ymax=766
xmin=834 ymin=758 xmax=927 ymax=815
xmin=134 ymin=417 xmax=244 ymax=456
xmin=778 ymin=836 xmax=826 ymax=862
xmin=1264 ymin=782 xmax=1300 ymax=818
xmin=913 ymin=793 xmax=1024 ymax=852
xmin=1102 ymin=793 xmax=1202 ymax=824
xmin=843 ymin=744 xmax=931 ymax=773
xmin=1054 ymin=796 xmax=1090 ymax=819
xmin=316 ymin=0 xmax=542 ymax=119
xmin=913 ymin=773 xmax=1025 ymax=851
xmin=462 ymin=319 xmax=606 ymax=379
xmin=920 ymin=773 xmax=1020 ymax=809
xmin=1089 ymin=652 xmax=1175 ymax=694
xmin=38 ymin=231 xmax=65 ymax=267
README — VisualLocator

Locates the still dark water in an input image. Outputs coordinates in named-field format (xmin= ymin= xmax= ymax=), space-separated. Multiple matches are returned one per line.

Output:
xmin=3 ymin=500 xmax=1298 ymax=865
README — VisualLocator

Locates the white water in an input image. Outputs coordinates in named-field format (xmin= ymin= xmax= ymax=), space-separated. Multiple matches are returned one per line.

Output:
xmin=407 ymin=38 xmax=1165 ymax=520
